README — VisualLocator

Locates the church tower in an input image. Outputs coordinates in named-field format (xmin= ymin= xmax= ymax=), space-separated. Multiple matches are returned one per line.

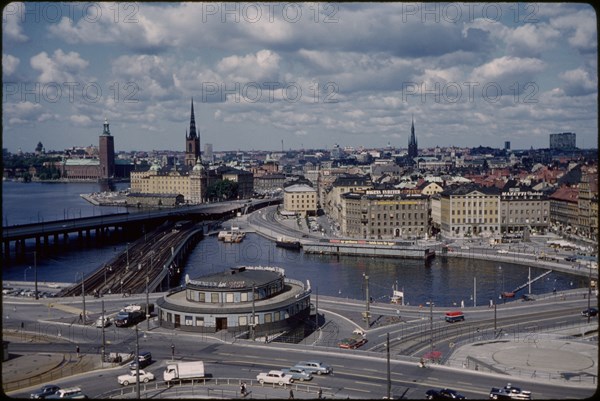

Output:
xmin=99 ymin=117 xmax=115 ymax=179
xmin=408 ymin=115 xmax=418 ymax=159
xmin=185 ymin=98 xmax=201 ymax=167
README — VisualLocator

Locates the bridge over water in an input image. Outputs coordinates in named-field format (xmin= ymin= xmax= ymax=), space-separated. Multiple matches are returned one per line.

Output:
xmin=2 ymin=198 xmax=281 ymax=260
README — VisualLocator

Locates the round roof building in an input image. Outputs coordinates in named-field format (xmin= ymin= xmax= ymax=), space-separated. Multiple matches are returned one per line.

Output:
xmin=156 ymin=266 xmax=312 ymax=339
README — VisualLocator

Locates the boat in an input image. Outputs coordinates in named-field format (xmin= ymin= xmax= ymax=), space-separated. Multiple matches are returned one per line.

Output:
xmin=390 ymin=284 xmax=404 ymax=304
xmin=223 ymin=231 xmax=245 ymax=243
xmin=276 ymin=237 xmax=301 ymax=250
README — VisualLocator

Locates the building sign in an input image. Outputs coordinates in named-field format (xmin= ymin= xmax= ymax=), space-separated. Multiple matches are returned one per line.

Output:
xmin=188 ymin=279 xmax=247 ymax=289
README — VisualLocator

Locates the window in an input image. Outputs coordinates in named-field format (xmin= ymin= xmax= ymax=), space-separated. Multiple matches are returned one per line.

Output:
xmin=198 ymin=292 xmax=205 ymax=302
xmin=195 ymin=317 xmax=204 ymax=326
xmin=185 ymin=315 xmax=193 ymax=326
xmin=226 ymin=293 xmax=234 ymax=303
xmin=211 ymin=293 xmax=219 ymax=303
xmin=241 ymin=292 xmax=248 ymax=302
xmin=239 ymin=316 xmax=248 ymax=326
xmin=264 ymin=313 xmax=272 ymax=323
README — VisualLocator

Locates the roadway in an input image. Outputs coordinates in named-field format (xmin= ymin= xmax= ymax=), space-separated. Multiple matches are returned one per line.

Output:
xmin=2 ymin=286 xmax=597 ymax=399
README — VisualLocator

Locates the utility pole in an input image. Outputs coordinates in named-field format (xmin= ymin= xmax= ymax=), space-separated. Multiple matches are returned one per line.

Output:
xmin=251 ymin=284 xmax=256 ymax=341
xmin=34 ymin=251 xmax=38 ymax=300
xmin=494 ymin=303 xmax=497 ymax=334
xmin=135 ymin=324 xmax=140 ymax=399
xmin=364 ymin=273 xmax=370 ymax=330
xmin=146 ymin=276 xmax=150 ymax=331
xmin=386 ymin=333 xmax=391 ymax=400
xmin=101 ymin=300 xmax=106 ymax=366
xmin=429 ymin=300 xmax=434 ymax=356
xmin=588 ymin=261 xmax=592 ymax=324
xmin=315 ymin=287 xmax=319 ymax=331
xmin=80 ymin=273 xmax=86 ymax=325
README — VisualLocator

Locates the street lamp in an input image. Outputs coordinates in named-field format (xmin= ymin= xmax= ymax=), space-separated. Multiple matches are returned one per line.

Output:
xmin=363 ymin=273 xmax=370 ymax=330
xmin=24 ymin=266 xmax=32 ymax=282
xmin=76 ymin=272 xmax=86 ymax=325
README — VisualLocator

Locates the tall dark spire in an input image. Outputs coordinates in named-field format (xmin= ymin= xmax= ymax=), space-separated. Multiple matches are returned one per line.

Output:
xmin=408 ymin=115 xmax=418 ymax=159
xmin=189 ymin=97 xmax=197 ymax=139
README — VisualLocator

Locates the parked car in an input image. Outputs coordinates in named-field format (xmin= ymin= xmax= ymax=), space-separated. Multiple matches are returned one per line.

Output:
xmin=30 ymin=384 xmax=61 ymax=399
xmin=293 ymin=361 xmax=332 ymax=375
xmin=426 ymin=388 xmax=466 ymax=399
xmin=280 ymin=367 xmax=313 ymax=381
xmin=338 ymin=336 xmax=368 ymax=349
xmin=256 ymin=370 xmax=294 ymax=385
xmin=489 ymin=383 xmax=531 ymax=400
xmin=117 ymin=369 xmax=155 ymax=386
xmin=581 ymin=307 xmax=598 ymax=317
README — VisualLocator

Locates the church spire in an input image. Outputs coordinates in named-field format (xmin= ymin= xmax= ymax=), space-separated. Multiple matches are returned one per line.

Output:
xmin=408 ymin=115 xmax=418 ymax=159
xmin=188 ymin=97 xmax=197 ymax=139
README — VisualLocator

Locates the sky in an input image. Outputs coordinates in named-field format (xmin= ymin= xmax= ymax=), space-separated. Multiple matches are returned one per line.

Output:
xmin=2 ymin=2 xmax=598 ymax=153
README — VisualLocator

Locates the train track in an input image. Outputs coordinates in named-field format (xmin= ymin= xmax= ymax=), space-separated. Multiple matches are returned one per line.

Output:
xmin=56 ymin=221 xmax=202 ymax=297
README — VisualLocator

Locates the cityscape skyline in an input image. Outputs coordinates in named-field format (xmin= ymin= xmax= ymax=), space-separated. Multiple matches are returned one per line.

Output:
xmin=2 ymin=2 xmax=598 ymax=153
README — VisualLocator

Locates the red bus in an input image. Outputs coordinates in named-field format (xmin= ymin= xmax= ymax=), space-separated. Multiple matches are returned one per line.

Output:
xmin=445 ymin=311 xmax=465 ymax=323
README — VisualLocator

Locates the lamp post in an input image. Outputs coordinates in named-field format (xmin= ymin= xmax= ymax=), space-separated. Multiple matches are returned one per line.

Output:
xmin=126 ymin=242 xmax=130 ymax=271
xmin=76 ymin=272 xmax=86 ymax=325
xmin=363 ymin=273 xmax=370 ymax=330
xmin=34 ymin=251 xmax=38 ymax=300
xmin=587 ymin=260 xmax=592 ymax=324
xmin=24 ymin=266 xmax=32 ymax=282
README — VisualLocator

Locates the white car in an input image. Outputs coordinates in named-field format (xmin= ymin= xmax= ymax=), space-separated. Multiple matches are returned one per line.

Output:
xmin=497 ymin=249 xmax=509 ymax=254
xmin=256 ymin=370 xmax=294 ymax=385
xmin=95 ymin=316 xmax=111 ymax=328
xmin=117 ymin=369 xmax=155 ymax=386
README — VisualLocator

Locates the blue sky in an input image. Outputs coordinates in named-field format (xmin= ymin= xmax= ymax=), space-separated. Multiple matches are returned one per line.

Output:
xmin=2 ymin=2 xmax=597 ymax=153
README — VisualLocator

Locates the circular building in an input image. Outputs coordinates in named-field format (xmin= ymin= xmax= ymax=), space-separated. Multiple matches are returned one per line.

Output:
xmin=156 ymin=266 xmax=311 ymax=338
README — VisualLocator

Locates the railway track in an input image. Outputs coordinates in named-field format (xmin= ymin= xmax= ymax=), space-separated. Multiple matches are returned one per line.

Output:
xmin=55 ymin=221 xmax=202 ymax=297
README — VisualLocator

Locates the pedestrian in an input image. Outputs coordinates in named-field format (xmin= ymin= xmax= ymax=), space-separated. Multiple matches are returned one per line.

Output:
xmin=20 ymin=321 xmax=24 ymax=330
xmin=76 ymin=345 xmax=80 ymax=357
xmin=79 ymin=312 xmax=82 ymax=322
xmin=289 ymin=389 xmax=294 ymax=399
xmin=240 ymin=382 xmax=246 ymax=396
xmin=318 ymin=388 xmax=323 ymax=399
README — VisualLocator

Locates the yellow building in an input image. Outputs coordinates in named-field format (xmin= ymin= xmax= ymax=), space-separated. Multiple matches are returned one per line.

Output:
xmin=440 ymin=185 xmax=501 ymax=238
xmin=130 ymin=160 xmax=206 ymax=204
xmin=283 ymin=184 xmax=317 ymax=217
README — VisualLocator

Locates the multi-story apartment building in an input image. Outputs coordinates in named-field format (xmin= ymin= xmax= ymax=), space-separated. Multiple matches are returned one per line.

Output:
xmin=577 ymin=166 xmax=598 ymax=240
xmin=439 ymin=185 xmax=501 ymax=238
xmin=500 ymin=186 xmax=550 ymax=235
xmin=283 ymin=184 xmax=317 ymax=217
xmin=130 ymin=161 xmax=207 ymax=204
xmin=323 ymin=174 xmax=372 ymax=222
xmin=221 ymin=167 xmax=254 ymax=199
xmin=253 ymin=173 xmax=286 ymax=193
xmin=340 ymin=190 xmax=429 ymax=239
xmin=549 ymin=186 xmax=579 ymax=234
xmin=549 ymin=132 xmax=576 ymax=150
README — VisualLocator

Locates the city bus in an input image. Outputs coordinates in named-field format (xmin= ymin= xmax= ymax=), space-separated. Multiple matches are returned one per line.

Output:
xmin=445 ymin=311 xmax=465 ymax=323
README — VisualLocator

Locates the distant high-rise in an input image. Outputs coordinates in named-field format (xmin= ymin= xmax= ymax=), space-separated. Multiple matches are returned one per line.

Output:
xmin=204 ymin=143 xmax=213 ymax=163
xmin=99 ymin=118 xmax=115 ymax=179
xmin=549 ymin=132 xmax=576 ymax=150
xmin=185 ymin=98 xmax=201 ymax=167
xmin=408 ymin=116 xmax=418 ymax=159
xmin=504 ymin=141 xmax=511 ymax=150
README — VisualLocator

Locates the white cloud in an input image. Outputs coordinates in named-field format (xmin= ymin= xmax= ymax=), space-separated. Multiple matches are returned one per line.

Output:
xmin=217 ymin=50 xmax=281 ymax=82
xmin=2 ymin=2 xmax=28 ymax=42
xmin=2 ymin=53 xmax=20 ymax=76
xmin=559 ymin=68 xmax=597 ymax=96
xmin=69 ymin=114 xmax=93 ymax=127
xmin=30 ymin=49 xmax=89 ymax=83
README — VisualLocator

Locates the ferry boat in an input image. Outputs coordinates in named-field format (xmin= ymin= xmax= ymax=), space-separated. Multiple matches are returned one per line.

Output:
xmin=275 ymin=236 xmax=301 ymax=250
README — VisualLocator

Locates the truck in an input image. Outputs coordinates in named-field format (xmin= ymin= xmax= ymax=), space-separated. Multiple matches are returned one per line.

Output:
xmin=163 ymin=361 xmax=205 ymax=383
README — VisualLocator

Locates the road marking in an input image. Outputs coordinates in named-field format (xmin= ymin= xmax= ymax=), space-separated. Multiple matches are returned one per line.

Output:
xmin=346 ymin=386 xmax=371 ymax=393
xmin=354 ymin=380 xmax=379 ymax=387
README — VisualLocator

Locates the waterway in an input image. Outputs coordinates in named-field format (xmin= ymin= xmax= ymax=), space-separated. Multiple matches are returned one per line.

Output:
xmin=2 ymin=181 xmax=587 ymax=307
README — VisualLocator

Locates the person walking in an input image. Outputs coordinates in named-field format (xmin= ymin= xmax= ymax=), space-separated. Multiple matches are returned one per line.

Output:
xmin=289 ymin=389 xmax=294 ymax=399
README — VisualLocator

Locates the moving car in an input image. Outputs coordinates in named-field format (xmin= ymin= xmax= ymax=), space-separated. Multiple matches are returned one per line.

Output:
xmin=129 ymin=351 xmax=152 ymax=370
xmin=293 ymin=361 xmax=332 ymax=375
xmin=45 ymin=387 xmax=86 ymax=399
xmin=338 ymin=336 xmax=368 ymax=349
xmin=280 ymin=367 xmax=313 ymax=381
xmin=489 ymin=383 xmax=531 ymax=400
xmin=30 ymin=384 xmax=61 ymax=399
xmin=117 ymin=369 xmax=155 ymax=386
xmin=95 ymin=316 xmax=111 ymax=328
xmin=426 ymin=388 xmax=466 ymax=399
xmin=581 ymin=307 xmax=598 ymax=317
xmin=256 ymin=370 xmax=294 ymax=385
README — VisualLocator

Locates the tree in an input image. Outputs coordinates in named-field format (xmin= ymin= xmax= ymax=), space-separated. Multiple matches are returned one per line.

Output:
xmin=207 ymin=179 xmax=239 ymax=201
